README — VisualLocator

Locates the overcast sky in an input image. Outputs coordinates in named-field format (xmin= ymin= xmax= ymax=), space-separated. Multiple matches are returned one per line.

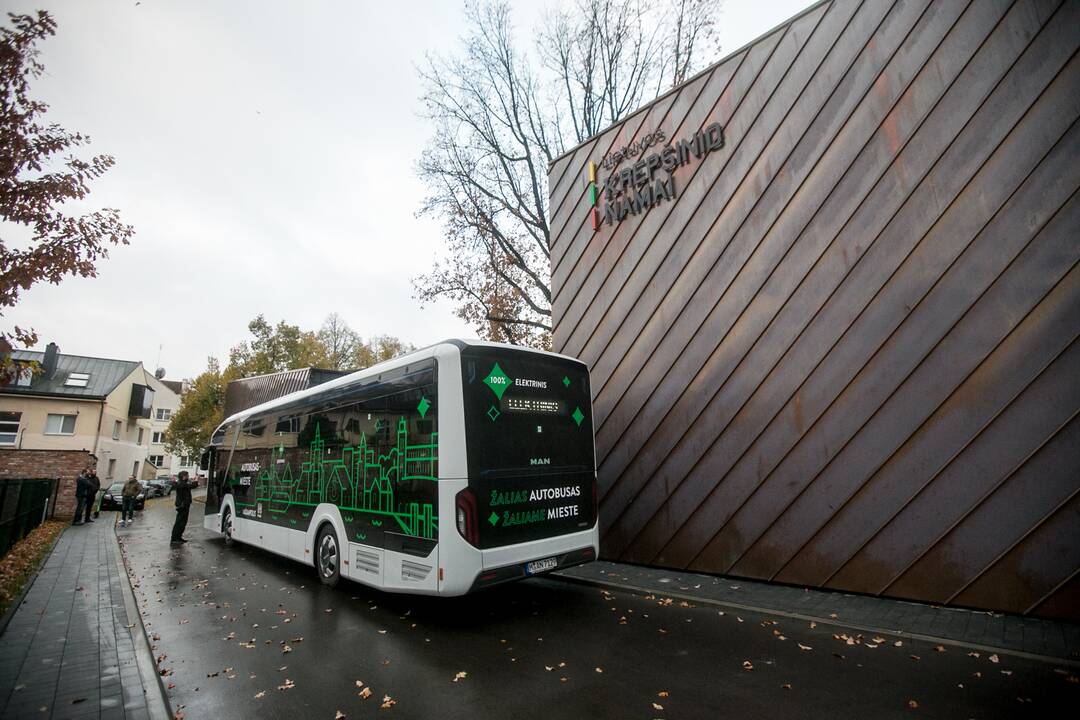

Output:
xmin=4 ymin=0 xmax=813 ymax=381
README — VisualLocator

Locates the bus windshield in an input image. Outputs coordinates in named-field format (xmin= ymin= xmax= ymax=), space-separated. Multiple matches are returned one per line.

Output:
xmin=460 ymin=346 xmax=595 ymax=548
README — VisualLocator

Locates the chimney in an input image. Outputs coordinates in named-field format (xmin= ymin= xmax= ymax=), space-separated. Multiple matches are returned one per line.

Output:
xmin=42 ymin=342 xmax=60 ymax=379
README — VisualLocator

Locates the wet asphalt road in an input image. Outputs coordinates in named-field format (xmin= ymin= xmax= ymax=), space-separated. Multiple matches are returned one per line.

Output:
xmin=113 ymin=494 xmax=1077 ymax=720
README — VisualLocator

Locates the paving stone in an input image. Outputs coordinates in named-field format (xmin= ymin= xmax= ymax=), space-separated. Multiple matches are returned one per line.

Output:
xmin=0 ymin=519 xmax=162 ymax=720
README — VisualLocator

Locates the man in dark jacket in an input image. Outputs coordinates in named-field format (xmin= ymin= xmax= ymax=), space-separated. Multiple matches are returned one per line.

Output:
xmin=73 ymin=467 xmax=91 ymax=525
xmin=171 ymin=471 xmax=192 ymax=544
xmin=86 ymin=468 xmax=101 ymax=522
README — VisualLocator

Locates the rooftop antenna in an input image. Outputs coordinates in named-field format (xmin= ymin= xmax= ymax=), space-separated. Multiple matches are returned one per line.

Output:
xmin=155 ymin=343 xmax=163 ymax=370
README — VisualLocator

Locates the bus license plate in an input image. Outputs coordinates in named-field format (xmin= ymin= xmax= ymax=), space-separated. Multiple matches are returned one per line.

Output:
xmin=527 ymin=557 xmax=557 ymax=575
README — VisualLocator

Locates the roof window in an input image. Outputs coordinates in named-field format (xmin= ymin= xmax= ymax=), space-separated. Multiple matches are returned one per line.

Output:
xmin=65 ymin=372 xmax=90 ymax=387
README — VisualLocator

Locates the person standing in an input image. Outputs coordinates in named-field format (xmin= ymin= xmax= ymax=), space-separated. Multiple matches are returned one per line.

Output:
xmin=72 ymin=467 xmax=91 ymax=525
xmin=120 ymin=474 xmax=140 ymax=527
xmin=170 ymin=471 xmax=192 ymax=544
xmin=84 ymin=467 xmax=100 ymax=523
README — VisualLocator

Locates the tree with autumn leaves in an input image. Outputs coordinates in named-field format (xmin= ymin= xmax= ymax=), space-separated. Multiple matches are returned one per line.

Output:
xmin=164 ymin=314 xmax=414 ymax=459
xmin=0 ymin=11 xmax=134 ymax=382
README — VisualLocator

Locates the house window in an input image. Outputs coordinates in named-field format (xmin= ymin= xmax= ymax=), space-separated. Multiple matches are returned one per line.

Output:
xmin=64 ymin=372 xmax=90 ymax=388
xmin=155 ymin=408 xmax=172 ymax=421
xmin=147 ymin=454 xmax=165 ymax=467
xmin=44 ymin=414 xmax=76 ymax=435
xmin=107 ymin=459 xmax=116 ymax=478
xmin=112 ymin=420 xmax=122 ymax=440
xmin=16 ymin=366 xmax=32 ymax=386
xmin=132 ymin=461 xmax=139 ymax=478
xmin=152 ymin=431 xmax=165 ymax=444
xmin=137 ymin=428 xmax=144 ymax=445
xmin=180 ymin=455 xmax=192 ymax=466
xmin=0 ymin=411 xmax=21 ymax=444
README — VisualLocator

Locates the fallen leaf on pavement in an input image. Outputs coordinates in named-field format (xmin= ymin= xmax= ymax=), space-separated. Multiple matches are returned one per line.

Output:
xmin=254 ymin=691 xmax=265 ymax=699
xmin=381 ymin=695 xmax=396 ymax=709
xmin=359 ymin=687 xmax=373 ymax=699
xmin=908 ymin=700 xmax=918 ymax=709
xmin=742 ymin=661 xmax=753 ymax=671
xmin=798 ymin=644 xmax=812 ymax=651
xmin=658 ymin=691 xmax=669 ymax=698
xmin=282 ymin=645 xmax=292 ymax=654
xmin=336 ymin=712 xmax=346 ymax=719
xmin=988 ymin=654 xmax=999 ymax=664
xmin=453 ymin=671 xmax=467 ymax=682
xmin=653 ymin=703 xmax=664 ymax=710
xmin=782 ymin=683 xmax=792 ymax=690
xmin=277 ymin=679 xmax=295 ymax=691
xmin=934 ymin=645 xmax=945 ymax=652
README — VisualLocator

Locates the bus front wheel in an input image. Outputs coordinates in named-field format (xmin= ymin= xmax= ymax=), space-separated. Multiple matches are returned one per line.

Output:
xmin=221 ymin=507 xmax=235 ymax=547
xmin=316 ymin=525 xmax=341 ymax=587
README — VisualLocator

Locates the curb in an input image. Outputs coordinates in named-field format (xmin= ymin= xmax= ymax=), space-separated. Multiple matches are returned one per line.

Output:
xmin=0 ymin=522 xmax=66 ymax=640
xmin=552 ymin=571 xmax=1080 ymax=669
xmin=111 ymin=518 xmax=173 ymax=720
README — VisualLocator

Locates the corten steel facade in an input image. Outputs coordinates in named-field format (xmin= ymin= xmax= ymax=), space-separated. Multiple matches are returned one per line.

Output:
xmin=547 ymin=0 xmax=1080 ymax=619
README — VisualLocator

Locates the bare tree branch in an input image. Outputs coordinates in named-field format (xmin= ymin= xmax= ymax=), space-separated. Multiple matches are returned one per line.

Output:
xmin=415 ymin=0 xmax=721 ymax=347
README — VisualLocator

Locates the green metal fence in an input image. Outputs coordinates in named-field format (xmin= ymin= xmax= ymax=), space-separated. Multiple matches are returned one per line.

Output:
xmin=0 ymin=478 xmax=59 ymax=557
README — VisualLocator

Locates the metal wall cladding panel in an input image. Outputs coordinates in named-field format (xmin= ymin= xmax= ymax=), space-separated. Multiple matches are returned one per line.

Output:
xmin=596 ymin=0 xmax=952 ymax=556
xmin=547 ymin=0 xmax=1080 ymax=617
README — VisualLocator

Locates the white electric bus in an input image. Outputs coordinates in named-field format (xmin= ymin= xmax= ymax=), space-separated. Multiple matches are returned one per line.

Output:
xmin=201 ymin=339 xmax=598 ymax=595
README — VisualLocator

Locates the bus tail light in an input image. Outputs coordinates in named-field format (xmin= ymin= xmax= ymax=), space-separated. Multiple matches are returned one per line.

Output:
xmin=455 ymin=488 xmax=479 ymax=546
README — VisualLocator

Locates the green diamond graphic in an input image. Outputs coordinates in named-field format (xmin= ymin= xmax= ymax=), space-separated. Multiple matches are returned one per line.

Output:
xmin=488 ymin=512 xmax=500 ymax=526
xmin=487 ymin=405 xmax=500 ymax=422
xmin=417 ymin=396 xmax=431 ymax=418
xmin=483 ymin=363 xmax=512 ymax=400
xmin=562 ymin=375 xmax=571 ymax=387
xmin=572 ymin=406 xmax=585 ymax=427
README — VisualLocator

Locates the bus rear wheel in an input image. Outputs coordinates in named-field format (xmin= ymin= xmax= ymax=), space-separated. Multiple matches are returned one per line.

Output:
xmin=316 ymin=525 xmax=340 ymax=587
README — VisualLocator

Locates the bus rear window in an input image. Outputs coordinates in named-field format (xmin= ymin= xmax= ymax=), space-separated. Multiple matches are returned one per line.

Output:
xmin=460 ymin=346 xmax=595 ymax=547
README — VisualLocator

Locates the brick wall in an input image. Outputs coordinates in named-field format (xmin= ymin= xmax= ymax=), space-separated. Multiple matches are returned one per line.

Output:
xmin=0 ymin=449 xmax=94 ymax=518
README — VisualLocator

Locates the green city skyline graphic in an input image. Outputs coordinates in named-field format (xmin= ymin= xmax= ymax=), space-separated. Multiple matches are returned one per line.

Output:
xmin=233 ymin=408 xmax=438 ymax=540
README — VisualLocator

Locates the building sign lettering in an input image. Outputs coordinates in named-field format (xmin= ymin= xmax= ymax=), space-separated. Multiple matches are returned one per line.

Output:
xmin=587 ymin=122 xmax=725 ymax=230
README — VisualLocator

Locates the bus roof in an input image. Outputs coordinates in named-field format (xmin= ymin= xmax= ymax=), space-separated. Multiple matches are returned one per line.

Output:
xmin=212 ymin=338 xmax=586 ymax=433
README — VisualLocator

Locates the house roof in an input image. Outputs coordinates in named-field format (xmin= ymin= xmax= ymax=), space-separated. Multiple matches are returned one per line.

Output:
xmin=4 ymin=350 xmax=140 ymax=400
xmin=160 ymin=379 xmax=183 ymax=395
xmin=223 ymin=367 xmax=353 ymax=418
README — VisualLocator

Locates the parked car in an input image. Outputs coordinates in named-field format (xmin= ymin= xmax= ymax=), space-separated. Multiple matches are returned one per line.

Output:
xmin=100 ymin=482 xmax=145 ymax=511
xmin=141 ymin=480 xmax=166 ymax=498
xmin=157 ymin=475 xmax=175 ymax=495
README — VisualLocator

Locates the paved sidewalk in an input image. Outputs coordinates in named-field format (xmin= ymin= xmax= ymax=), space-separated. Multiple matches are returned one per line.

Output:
xmin=556 ymin=560 xmax=1080 ymax=663
xmin=0 ymin=514 xmax=169 ymax=720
